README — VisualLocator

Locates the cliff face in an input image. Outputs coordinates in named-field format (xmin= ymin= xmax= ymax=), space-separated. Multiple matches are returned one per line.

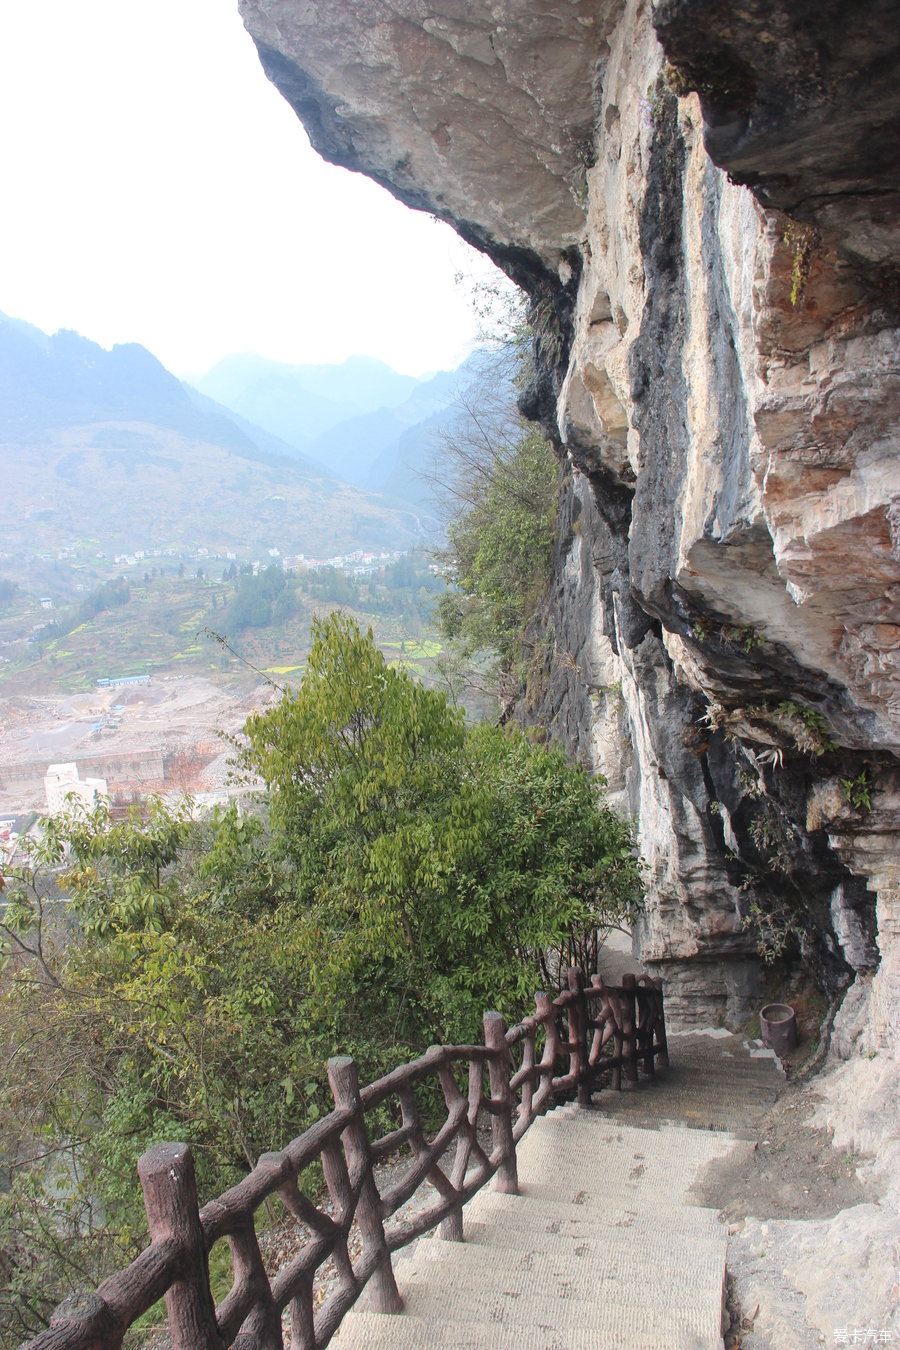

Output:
xmin=239 ymin=0 xmax=900 ymax=1052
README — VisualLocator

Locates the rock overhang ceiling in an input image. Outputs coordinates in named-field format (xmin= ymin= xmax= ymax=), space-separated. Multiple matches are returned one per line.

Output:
xmin=238 ymin=0 xmax=625 ymax=282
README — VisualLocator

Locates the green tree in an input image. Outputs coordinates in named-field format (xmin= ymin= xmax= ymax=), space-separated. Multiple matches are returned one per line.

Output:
xmin=243 ymin=613 xmax=641 ymax=1035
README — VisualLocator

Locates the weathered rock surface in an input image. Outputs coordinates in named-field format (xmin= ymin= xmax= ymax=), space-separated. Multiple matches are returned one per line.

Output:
xmin=238 ymin=0 xmax=620 ymax=285
xmin=240 ymin=0 xmax=900 ymax=1053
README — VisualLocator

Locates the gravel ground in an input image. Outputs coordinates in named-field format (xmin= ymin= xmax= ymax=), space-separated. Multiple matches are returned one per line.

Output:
xmin=691 ymin=1082 xmax=876 ymax=1227
xmin=690 ymin=1071 xmax=886 ymax=1350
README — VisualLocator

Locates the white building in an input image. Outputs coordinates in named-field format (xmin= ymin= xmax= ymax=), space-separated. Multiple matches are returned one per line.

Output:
xmin=44 ymin=763 xmax=108 ymax=816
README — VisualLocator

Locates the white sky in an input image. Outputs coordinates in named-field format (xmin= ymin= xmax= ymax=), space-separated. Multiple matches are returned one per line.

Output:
xmin=0 ymin=0 xmax=503 ymax=377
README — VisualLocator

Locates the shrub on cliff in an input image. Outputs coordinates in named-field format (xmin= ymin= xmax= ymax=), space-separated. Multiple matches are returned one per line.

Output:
xmin=436 ymin=422 xmax=557 ymax=676
xmin=432 ymin=315 xmax=558 ymax=704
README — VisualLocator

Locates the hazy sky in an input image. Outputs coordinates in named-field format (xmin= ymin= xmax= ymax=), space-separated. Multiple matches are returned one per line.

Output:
xmin=0 ymin=0 xmax=502 ymax=377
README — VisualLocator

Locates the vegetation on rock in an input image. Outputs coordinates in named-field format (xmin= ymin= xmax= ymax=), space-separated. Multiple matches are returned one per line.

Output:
xmin=433 ymin=305 xmax=559 ymax=710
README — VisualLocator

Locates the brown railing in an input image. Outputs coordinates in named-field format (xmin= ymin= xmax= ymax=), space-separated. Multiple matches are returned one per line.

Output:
xmin=24 ymin=970 xmax=667 ymax=1350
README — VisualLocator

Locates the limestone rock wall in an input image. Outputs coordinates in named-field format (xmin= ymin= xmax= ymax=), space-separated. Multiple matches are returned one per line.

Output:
xmin=240 ymin=0 xmax=900 ymax=1044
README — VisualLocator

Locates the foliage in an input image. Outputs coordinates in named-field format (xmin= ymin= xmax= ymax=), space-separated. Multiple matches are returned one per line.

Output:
xmin=741 ymin=894 xmax=805 ymax=964
xmin=436 ymin=422 xmax=558 ymax=682
xmin=0 ymin=579 xmax=18 ymax=608
xmin=79 ymin=576 xmax=130 ymax=622
xmin=783 ymin=219 xmax=819 ymax=307
xmin=729 ymin=624 xmax=764 ymax=654
xmin=0 ymin=614 xmax=642 ymax=1343
xmin=424 ymin=292 xmax=558 ymax=704
xmin=840 ymin=768 xmax=872 ymax=813
xmin=243 ymin=614 xmax=640 ymax=1024
xmin=223 ymin=563 xmax=291 ymax=633
xmin=0 ymin=1168 xmax=118 ymax=1346
xmin=0 ymin=802 xmax=318 ymax=1343
xmin=771 ymin=701 xmax=835 ymax=756
xmin=698 ymin=697 xmax=835 ymax=759
xmin=689 ymin=616 xmax=764 ymax=654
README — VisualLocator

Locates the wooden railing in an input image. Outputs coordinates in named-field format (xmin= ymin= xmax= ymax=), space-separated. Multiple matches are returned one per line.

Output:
xmin=24 ymin=970 xmax=667 ymax=1350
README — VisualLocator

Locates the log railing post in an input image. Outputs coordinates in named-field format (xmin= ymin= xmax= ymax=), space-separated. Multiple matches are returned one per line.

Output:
xmin=327 ymin=1056 xmax=402 ymax=1315
xmin=45 ymin=1290 xmax=116 ymax=1348
xmin=607 ymin=988 xmax=623 ymax=1091
xmin=636 ymin=986 xmax=654 ymax=1077
xmin=138 ymin=1143 xmax=223 ymax=1350
xmin=653 ymin=977 xmax=670 ymax=1067
xmin=535 ymin=990 xmax=560 ymax=1077
xmin=526 ymin=991 xmax=558 ymax=1117
xmin=567 ymin=967 xmax=592 ymax=1105
xmin=484 ymin=1011 xmax=517 ymax=1194
xmin=621 ymin=973 xmax=638 ymax=1086
xmin=517 ymin=1025 xmax=536 ymax=1128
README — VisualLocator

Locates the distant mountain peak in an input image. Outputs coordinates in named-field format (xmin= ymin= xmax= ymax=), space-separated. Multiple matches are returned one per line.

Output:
xmin=189 ymin=351 xmax=452 ymax=451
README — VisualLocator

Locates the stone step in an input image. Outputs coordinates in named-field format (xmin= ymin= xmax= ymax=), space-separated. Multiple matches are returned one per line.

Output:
xmin=514 ymin=1130 xmax=735 ymax=1160
xmin=546 ymin=1100 xmax=773 ymax=1121
xmin=482 ymin=1180 xmax=723 ymax=1217
xmin=454 ymin=1191 xmax=724 ymax=1245
xmin=512 ymin=1140 xmax=734 ymax=1202
xmin=328 ymin=1055 xmax=765 ymax=1350
xmin=512 ymin=1134 xmax=737 ymax=1173
xmin=520 ymin=1115 xmax=739 ymax=1145
xmin=332 ymin=1309 xmax=722 ymax=1349
xmin=347 ymin=1280 xmax=724 ymax=1331
xmin=520 ymin=1115 xmax=739 ymax=1147
xmin=392 ymin=1233 xmax=727 ymax=1295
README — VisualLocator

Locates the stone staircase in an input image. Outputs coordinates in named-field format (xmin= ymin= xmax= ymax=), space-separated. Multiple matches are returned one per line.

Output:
xmin=331 ymin=1030 xmax=784 ymax=1350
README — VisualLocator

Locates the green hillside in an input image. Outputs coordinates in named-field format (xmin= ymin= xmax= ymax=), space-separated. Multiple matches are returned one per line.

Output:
xmin=0 ymin=423 xmax=432 ymax=567
xmin=0 ymin=555 xmax=449 ymax=698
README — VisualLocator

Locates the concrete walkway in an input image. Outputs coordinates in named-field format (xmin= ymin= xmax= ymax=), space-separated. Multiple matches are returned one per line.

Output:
xmin=330 ymin=1028 xmax=788 ymax=1350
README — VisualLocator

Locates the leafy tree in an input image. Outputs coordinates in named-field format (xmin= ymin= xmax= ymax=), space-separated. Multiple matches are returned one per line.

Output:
xmin=223 ymin=564 xmax=288 ymax=633
xmin=0 ymin=803 xmax=318 ymax=1343
xmin=307 ymin=566 xmax=359 ymax=608
xmin=272 ymin=586 xmax=297 ymax=626
xmin=242 ymin=613 xmax=641 ymax=1032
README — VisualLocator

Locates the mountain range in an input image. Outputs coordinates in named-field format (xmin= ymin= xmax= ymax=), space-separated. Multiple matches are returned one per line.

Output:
xmin=185 ymin=351 xmax=476 ymax=503
xmin=0 ymin=311 xmax=455 ymax=562
xmin=186 ymin=352 xmax=424 ymax=443
xmin=1 ymin=310 xmax=475 ymax=497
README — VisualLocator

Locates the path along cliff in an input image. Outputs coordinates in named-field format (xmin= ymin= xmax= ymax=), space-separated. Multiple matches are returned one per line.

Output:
xmin=235 ymin=0 xmax=900 ymax=1340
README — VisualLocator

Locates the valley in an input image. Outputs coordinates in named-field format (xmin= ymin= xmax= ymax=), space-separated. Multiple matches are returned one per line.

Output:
xmin=0 ymin=307 xmax=481 ymax=817
xmin=0 ymin=553 xmax=462 ymax=816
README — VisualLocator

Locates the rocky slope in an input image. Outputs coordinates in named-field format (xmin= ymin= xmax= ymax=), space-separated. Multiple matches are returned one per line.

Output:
xmin=237 ymin=0 xmax=900 ymax=1061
